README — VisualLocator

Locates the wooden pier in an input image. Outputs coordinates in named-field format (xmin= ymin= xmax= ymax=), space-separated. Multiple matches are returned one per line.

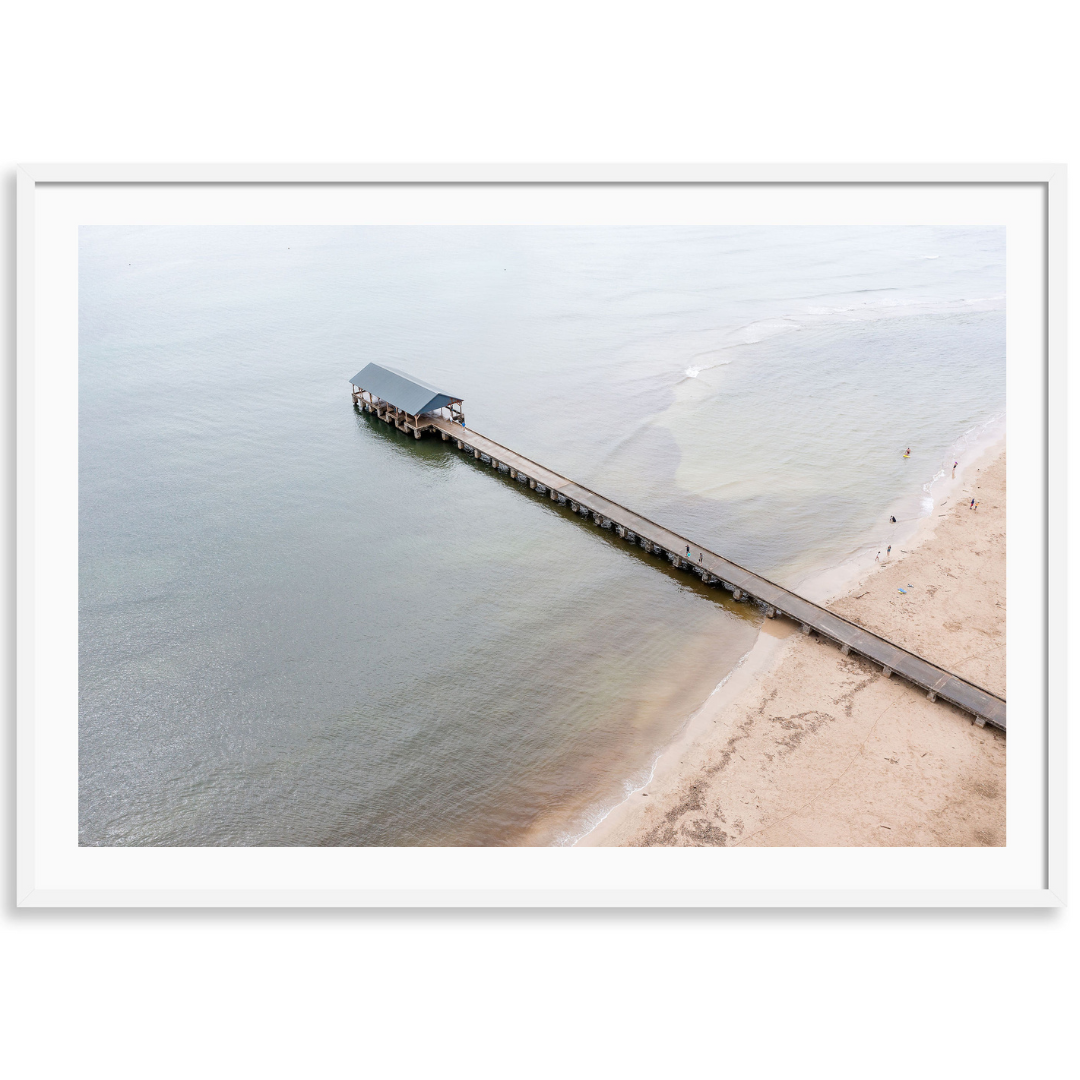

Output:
xmin=351 ymin=368 xmax=1006 ymax=732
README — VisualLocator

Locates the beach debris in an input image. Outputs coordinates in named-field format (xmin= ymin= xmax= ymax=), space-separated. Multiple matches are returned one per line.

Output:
xmin=898 ymin=588 xmax=907 ymax=594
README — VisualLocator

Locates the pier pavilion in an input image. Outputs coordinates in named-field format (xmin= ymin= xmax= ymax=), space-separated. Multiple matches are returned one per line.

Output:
xmin=350 ymin=362 xmax=465 ymax=437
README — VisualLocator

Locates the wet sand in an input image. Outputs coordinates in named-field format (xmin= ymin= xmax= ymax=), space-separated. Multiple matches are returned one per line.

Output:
xmin=579 ymin=443 xmax=1006 ymax=847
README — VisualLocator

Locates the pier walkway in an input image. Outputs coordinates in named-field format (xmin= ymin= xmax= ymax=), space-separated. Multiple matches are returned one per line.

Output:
xmin=428 ymin=417 xmax=1006 ymax=732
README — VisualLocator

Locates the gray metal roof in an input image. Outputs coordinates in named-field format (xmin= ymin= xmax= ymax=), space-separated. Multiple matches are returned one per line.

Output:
xmin=348 ymin=362 xmax=461 ymax=416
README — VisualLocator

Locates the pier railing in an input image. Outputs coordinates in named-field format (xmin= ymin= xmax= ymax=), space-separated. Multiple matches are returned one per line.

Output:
xmin=359 ymin=403 xmax=1006 ymax=732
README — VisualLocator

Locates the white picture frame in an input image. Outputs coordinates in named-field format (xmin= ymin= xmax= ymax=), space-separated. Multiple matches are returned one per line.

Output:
xmin=16 ymin=164 xmax=1067 ymax=907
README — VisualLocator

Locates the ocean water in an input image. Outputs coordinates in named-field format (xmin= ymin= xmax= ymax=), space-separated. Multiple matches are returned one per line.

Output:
xmin=79 ymin=225 xmax=1005 ymax=845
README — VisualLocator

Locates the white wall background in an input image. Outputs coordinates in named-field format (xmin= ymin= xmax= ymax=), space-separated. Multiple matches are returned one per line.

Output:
xmin=1 ymin=2 xmax=1075 ymax=1076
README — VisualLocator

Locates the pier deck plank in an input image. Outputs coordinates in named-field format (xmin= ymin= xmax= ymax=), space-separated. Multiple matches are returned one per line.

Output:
xmin=431 ymin=418 xmax=1006 ymax=731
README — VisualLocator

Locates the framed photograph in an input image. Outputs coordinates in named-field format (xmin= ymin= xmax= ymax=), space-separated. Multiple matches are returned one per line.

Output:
xmin=16 ymin=164 xmax=1065 ymax=906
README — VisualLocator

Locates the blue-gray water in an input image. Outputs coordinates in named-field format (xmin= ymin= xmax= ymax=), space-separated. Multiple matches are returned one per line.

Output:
xmin=79 ymin=225 xmax=1004 ymax=845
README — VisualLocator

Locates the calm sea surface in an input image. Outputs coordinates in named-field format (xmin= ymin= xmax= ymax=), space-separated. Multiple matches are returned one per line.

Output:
xmin=79 ymin=225 xmax=1005 ymax=845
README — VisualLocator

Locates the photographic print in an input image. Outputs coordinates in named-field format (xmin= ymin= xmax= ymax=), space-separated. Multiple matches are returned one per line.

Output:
xmin=77 ymin=220 xmax=1007 ymax=850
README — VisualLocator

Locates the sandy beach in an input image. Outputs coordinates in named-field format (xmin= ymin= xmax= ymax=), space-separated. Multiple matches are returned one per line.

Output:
xmin=580 ymin=441 xmax=1006 ymax=847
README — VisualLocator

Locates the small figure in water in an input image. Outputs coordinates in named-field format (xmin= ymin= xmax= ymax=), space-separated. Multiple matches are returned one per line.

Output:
xmin=953 ymin=460 xmax=958 ymax=477
xmin=890 ymin=515 xmax=897 ymax=524
xmin=903 ymin=447 xmax=911 ymax=458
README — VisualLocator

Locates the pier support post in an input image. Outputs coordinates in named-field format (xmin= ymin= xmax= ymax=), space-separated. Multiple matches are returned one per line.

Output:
xmin=510 ymin=469 xmax=517 ymax=479
xmin=491 ymin=458 xmax=498 ymax=468
xmin=732 ymin=588 xmax=743 ymax=601
xmin=801 ymin=623 xmax=811 ymax=634
xmin=972 ymin=715 xmax=986 ymax=727
xmin=474 ymin=449 xmax=481 ymax=459
xmin=414 ymin=429 xmax=421 ymax=439
xmin=457 ymin=440 xmax=464 ymax=450
xmin=529 ymin=479 xmax=536 ymax=489
xmin=927 ymin=690 xmax=937 ymax=702
xmin=840 ymin=643 xmax=850 ymax=655
xmin=441 ymin=431 xmax=449 ymax=441
xmin=765 ymin=606 xmax=776 ymax=618
xmin=882 ymin=667 xmax=892 ymax=678
xmin=551 ymin=488 xmax=559 ymax=501
xmin=615 ymin=525 xmax=626 ymax=538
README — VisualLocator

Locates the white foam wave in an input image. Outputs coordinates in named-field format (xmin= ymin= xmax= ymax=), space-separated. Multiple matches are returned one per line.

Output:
xmin=562 ymin=643 xmax=757 ymax=847
xmin=721 ymin=317 xmax=802 ymax=347
xmin=685 ymin=366 xmax=700 ymax=378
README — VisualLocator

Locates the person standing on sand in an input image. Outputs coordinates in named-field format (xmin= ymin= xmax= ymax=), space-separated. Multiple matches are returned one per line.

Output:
xmin=953 ymin=460 xmax=958 ymax=478
xmin=887 ymin=545 xmax=891 ymax=557
xmin=876 ymin=551 xmax=880 ymax=561
xmin=970 ymin=497 xmax=975 ymax=509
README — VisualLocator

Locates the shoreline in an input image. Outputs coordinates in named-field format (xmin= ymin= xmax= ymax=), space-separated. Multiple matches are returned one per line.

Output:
xmin=794 ymin=411 xmax=1005 ymax=605
xmin=578 ymin=431 xmax=1006 ymax=848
